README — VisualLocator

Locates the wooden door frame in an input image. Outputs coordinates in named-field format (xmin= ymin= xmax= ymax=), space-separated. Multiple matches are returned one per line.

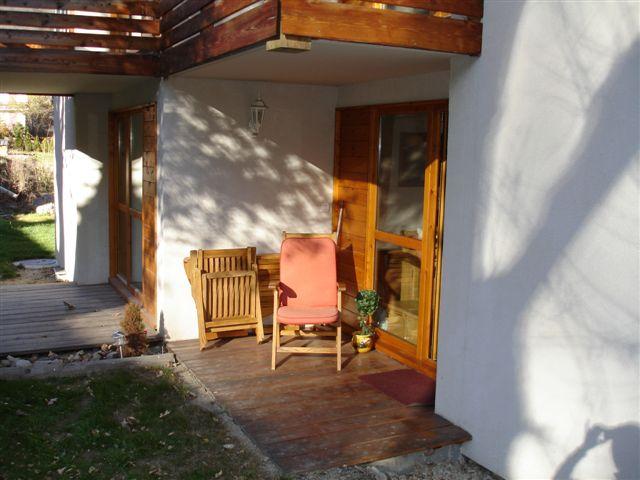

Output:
xmin=362 ymin=99 xmax=448 ymax=378
xmin=108 ymin=103 xmax=157 ymax=326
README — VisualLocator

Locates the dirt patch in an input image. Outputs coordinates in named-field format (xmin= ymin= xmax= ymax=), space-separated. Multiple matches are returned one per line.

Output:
xmin=0 ymin=266 xmax=57 ymax=285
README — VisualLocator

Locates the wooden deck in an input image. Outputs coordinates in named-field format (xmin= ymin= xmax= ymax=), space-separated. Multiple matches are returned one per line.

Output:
xmin=0 ymin=283 xmax=126 ymax=355
xmin=170 ymin=337 xmax=471 ymax=474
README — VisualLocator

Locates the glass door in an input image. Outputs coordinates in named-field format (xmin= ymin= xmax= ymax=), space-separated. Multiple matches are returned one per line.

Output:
xmin=113 ymin=111 xmax=144 ymax=295
xmin=370 ymin=102 xmax=448 ymax=375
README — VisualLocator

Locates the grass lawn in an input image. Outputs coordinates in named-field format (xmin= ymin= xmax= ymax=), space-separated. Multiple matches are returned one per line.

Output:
xmin=0 ymin=213 xmax=55 ymax=279
xmin=0 ymin=368 xmax=264 ymax=480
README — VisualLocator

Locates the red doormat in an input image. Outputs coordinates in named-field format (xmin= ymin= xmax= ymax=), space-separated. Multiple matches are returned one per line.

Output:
xmin=359 ymin=368 xmax=436 ymax=406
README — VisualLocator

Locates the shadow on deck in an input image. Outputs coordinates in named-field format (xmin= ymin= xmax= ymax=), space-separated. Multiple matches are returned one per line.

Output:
xmin=169 ymin=337 xmax=471 ymax=474
xmin=0 ymin=282 xmax=127 ymax=355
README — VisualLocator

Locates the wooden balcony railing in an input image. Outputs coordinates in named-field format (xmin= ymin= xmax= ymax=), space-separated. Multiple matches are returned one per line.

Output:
xmin=0 ymin=0 xmax=161 ymax=75
xmin=0 ymin=0 xmax=482 ymax=77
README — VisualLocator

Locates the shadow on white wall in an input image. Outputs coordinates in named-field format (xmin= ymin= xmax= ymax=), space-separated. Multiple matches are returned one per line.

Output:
xmin=439 ymin=1 xmax=639 ymax=478
xmin=156 ymin=78 xmax=336 ymax=340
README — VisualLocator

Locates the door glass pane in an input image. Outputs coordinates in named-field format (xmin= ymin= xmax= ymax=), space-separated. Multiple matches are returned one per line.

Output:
xmin=117 ymin=211 xmax=128 ymax=279
xmin=130 ymin=112 xmax=144 ymax=212
xmin=130 ymin=216 xmax=143 ymax=292
xmin=374 ymin=241 xmax=421 ymax=345
xmin=377 ymin=113 xmax=429 ymax=239
xmin=117 ymin=120 xmax=127 ymax=204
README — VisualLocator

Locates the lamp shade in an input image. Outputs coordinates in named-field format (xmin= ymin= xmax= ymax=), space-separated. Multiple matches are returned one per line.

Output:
xmin=249 ymin=96 xmax=267 ymax=135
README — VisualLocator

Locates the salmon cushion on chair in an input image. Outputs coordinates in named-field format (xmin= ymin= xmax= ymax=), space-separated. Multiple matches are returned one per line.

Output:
xmin=278 ymin=237 xmax=338 ymax=325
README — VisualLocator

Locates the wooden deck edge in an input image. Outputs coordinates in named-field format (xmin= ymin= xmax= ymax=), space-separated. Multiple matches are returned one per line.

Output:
xmin=168 ymin=339 xmax=472 ymax=474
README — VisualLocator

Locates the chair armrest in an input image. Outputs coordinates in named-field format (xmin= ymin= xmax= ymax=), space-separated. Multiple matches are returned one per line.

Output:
xmin=268 ymin=281 xmax=280 ymax=290
xmin=337 ymin=282 xmax=347 ymax=292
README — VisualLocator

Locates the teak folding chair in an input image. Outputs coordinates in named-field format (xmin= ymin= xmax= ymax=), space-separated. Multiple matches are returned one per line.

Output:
xmin=184 ymin=247 xmax=265 ymax=350
xmin=270 ymin=233 xmax=346 ymax=372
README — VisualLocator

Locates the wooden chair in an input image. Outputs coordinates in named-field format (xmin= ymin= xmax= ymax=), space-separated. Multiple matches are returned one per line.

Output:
xmin=270 ymin=233 xmax=345 ymax=372
xmin=184 ymin=247 xmax=265 ymax=350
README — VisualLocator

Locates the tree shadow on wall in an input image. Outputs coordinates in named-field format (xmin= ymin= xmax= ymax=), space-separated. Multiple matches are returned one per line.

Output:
xmin=554 ymin=423 xmax=640 ymax=480
xmin=440 ymin=2 xmax=639 ymax=477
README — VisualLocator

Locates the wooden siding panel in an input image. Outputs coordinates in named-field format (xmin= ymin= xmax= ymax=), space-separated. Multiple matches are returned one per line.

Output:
xmin=333 ymin=107 xmax=373 ymax=328
xmin=257 ymin=253 xmax=279 ymax=317
xmin=378 ymin=0 xmax=483 ymax=18
xmin=142 ymin=105 xmax=157 ymax=321
xmin=0 ymin=0 xmax=160 ymax=17
xmin=161 ymin=0 xmax=277 ymax=75
xmin=0 ymin=10 xmax=160 ymax=34
xmin=281 ymin=0 xmax=482 ymax=55
xmin=161 ymin=0 xmax=211 ymax=32
xmin=161 ymin=0 xmax=256 ymax=48
xmin=0 ymin=48 xmax=158 ymax=75
xmin=0 ymin=29 xmax=160 ymax=52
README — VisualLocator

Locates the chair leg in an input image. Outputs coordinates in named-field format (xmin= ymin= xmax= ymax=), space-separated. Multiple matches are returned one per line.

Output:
xmin=271 ymin=318 xmax=278 ymax=370
xmin=336 ymin=321 xmax=342 ymax=372
xmin=255 ymin=319 xmax=265 ymax=344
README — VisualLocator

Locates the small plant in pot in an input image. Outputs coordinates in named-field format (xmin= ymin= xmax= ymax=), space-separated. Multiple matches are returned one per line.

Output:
xmin=352 ymin=289 xmax=380 ymax=353
xmin=120 ymin=302 xmax=148 ymax=357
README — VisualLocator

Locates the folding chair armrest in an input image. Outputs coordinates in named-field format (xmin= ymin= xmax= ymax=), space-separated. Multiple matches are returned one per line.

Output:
xmin=203 ymin=270 xmax=256 ymax=279
xmin=337 ymin=282 xmax=347 ymax=292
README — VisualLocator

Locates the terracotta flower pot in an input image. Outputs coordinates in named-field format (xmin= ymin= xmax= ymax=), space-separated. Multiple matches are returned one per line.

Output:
xmin=352 ymin=331 xmax=374 ymax=353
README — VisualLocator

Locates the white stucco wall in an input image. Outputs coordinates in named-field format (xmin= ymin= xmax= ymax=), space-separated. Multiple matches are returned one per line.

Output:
xmin=437 ymin=2 xmax=639 ymax=479
xmin=53 ymin=94 xmax=110 ymax=284
xmin=156 ymin=77 xmax=337 ymax=340
xmin=337 ymin=70 xmax=449 ymax=107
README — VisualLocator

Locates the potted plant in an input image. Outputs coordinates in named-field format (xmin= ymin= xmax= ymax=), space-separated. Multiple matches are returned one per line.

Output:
xmin=120 ymin=302 xmax=148 ymax=357
xmin=352 ymin=289 xmax=380 ymax=353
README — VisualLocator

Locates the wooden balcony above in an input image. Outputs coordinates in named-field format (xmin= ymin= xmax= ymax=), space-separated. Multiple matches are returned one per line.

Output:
xmin=0 ymin=0 xmax=483 ymax=77
xmin=0 ymin=0 xmax=162 ymax=75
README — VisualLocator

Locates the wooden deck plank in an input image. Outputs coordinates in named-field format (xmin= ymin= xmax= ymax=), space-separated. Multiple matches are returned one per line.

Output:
xmin=169 ymin=337 xmax=470 ymax=473
xmin=0 ymin=283 xmax=126 ymax=355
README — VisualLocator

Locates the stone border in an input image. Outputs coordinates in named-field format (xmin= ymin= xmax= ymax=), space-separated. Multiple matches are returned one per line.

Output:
xmin=171 ymin=360 xmax=283 ymax=479
xmin=0 ymin=353 xmax=176 ymax=379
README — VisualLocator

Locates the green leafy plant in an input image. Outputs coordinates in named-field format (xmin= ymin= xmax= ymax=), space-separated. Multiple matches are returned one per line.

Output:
xmin=355 ymin=289 xmax=380 ymax=336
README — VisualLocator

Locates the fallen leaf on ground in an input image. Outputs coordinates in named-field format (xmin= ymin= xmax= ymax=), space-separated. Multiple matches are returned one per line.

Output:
xmin=46 ymin=397 xmax=58 ymax=406
xmin=159 ymin=410 xmax=171 ymax=418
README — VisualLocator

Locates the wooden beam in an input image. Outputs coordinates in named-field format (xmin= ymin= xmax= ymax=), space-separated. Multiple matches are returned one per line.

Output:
xmin=161 ymin=0 xmax=256 ymax=49
xmin=0 ymin=0 xmax=160 ymax=17
xmin=162 ymin=0 xmax=277 ymax=74
xmin=266 ymin=33 xmax=311 ymax=53
xmin=378 ymin=0 xmax=483 ymax=19
xmin=280 ymin=0 xmax=482 ymax=55
xmin=160 ymin=0 xmax=211 ymax=33
xmin=0 ymin=29 xmax=160 ymax=51
xmin=0 ymin=10 xmax=160 ymax=34
xmin=0 ymin=48 xmax=159 ymax=75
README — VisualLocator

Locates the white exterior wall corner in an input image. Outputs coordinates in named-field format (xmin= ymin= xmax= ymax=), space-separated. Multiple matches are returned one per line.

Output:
xmin=156 ymin=77 xmax=337 ymax=340
xmin=53 ymin=94 xmax=111 ymax=284
xmin=437 ymin=2 xmax=639 ymax=479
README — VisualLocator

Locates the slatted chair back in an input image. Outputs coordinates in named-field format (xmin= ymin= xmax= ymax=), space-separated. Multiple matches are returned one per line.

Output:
xmin=184 ymin=247 xmax=264 ymax=350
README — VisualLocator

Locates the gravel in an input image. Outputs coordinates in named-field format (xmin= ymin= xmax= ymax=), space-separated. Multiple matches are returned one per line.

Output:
xmin=294 ymin=457 xmax=501 ymax=480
